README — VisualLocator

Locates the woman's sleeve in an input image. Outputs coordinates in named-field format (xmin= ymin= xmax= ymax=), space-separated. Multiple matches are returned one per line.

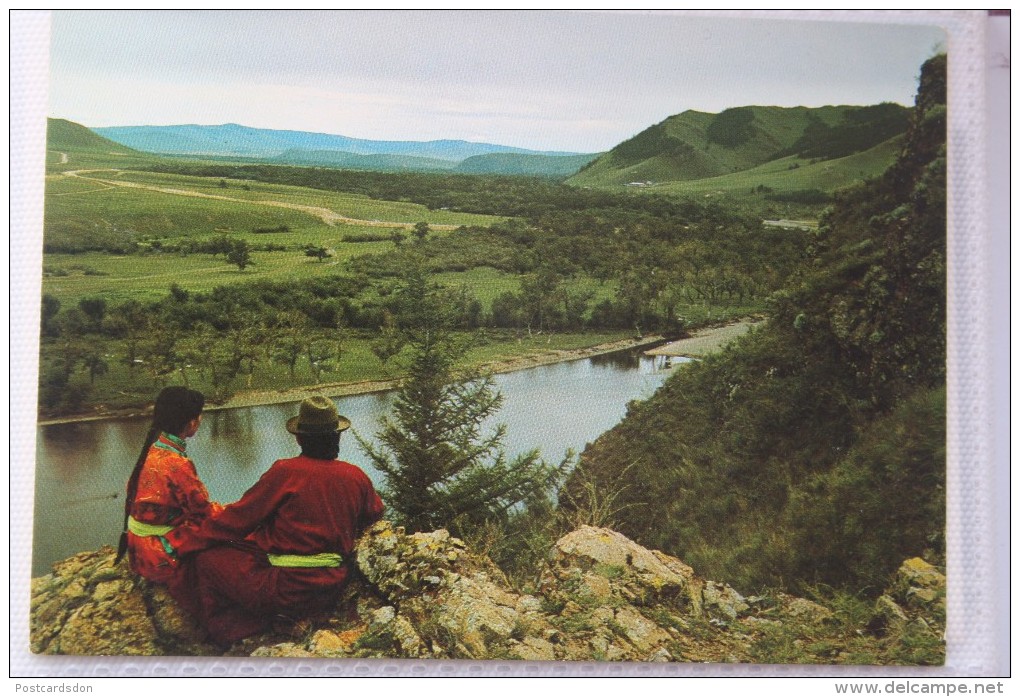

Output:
xmin=168 ymin=458 xmax=218 ymax=524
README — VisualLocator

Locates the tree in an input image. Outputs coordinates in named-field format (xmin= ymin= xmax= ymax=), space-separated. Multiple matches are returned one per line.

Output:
xmin=271 ymin=311 xmax=310 ymax=378
xmin=81 ymin=350 xmax=109 ymax=385
xmin=40 ymin=294 xmax=61 ymax=337
xmin=358 ymin=269 xmax=565 ymax=536
xmin=227 ymin=239 xmax=253 ymax=271
xmin=77 ymin=297 xmax=107 ymax=332
xmin=305 ymin=337 xmax=336 ymax=383
xmin=412 ymin=221 xmax=430 ymax=244
xmin=519 ymin=269 xmax=562 ymax=334
xmin=108 ymin=300 xmax=146 ymax=373
xmin=369 ymin=310 xmax=404 ymax=372
xmin=139 ymin=319 xmax=177 ymax=387
xmin=305 ymin=245 xmax=331 ymax=262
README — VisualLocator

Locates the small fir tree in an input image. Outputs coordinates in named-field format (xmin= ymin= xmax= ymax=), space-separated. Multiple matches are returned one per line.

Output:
xmin=358 ymin=267 xmax=565 ymax=535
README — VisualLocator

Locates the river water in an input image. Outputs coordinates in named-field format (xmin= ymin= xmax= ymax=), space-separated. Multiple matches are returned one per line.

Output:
xmin=32 ymin=349 xmax=685 ymax=577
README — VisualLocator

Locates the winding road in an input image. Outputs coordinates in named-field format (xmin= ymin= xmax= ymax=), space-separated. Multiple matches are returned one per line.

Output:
xmin=60 ymin=168 xmax=457 ymax=230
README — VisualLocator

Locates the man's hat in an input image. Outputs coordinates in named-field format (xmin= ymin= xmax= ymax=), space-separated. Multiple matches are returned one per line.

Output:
xmin=286 ymin=396 xmax=351 ymax=435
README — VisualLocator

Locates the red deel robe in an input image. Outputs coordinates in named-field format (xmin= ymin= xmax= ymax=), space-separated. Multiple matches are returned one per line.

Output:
xmin=127 ymin=432 xmax=220 ymax=612
xmin=166 ymin=455 xmax=384 ymax=645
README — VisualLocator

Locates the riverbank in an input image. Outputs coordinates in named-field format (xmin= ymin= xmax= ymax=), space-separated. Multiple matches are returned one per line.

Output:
xmin=216 ymin=334 xmax=668 ymax=412
xmin=644 ymin=319 xmax=762 ymax=358
xmin=36 ymin=334 xmax=667 ymax=426
xmin=36 ymin=321 xmax=761 ymax=426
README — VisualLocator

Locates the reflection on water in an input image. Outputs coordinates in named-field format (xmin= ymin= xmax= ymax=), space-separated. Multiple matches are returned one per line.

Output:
xmin=32 ymin=349 xmax=690 ymax=576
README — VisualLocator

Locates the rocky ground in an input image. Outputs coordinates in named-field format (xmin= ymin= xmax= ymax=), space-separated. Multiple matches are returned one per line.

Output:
xmin=30 ymin=523 xmax=945 ymax=665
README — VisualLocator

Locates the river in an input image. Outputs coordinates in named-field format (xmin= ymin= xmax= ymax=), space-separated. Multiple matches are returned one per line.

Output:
xmin=32 ymin=349 xmax=686 ymax=577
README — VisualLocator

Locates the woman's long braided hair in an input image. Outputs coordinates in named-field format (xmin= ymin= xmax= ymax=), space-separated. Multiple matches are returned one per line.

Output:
xmin=116 ymin=387 xmax=205 ymax=562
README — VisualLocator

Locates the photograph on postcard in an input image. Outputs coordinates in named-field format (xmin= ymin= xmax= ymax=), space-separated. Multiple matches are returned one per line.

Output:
xmin=29 ymin=10 xmax=949 ymax=665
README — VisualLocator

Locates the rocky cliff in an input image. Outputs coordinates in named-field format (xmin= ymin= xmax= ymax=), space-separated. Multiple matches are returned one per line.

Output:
xmin=30 ymin=523 xmax=945 ymax=664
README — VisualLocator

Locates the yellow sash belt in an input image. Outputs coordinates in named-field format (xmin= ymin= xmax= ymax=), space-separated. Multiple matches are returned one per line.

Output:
xmin=127 ymin=516 xmax=174 ymax=537
xmin=267 ymin=552 xmax=344 ymax=568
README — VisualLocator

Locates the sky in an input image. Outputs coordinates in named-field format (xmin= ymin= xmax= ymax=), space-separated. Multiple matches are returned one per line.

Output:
xmin=46 ymin=10 xmax=948 ymax=153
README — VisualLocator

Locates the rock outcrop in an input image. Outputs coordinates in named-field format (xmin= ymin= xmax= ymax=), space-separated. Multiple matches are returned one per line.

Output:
xmin=29 ymin=523 xmax=945 ymax=664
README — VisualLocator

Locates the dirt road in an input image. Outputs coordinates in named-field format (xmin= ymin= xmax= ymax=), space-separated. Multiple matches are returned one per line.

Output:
xmin=61 ymin=169 xmax=457 ymax=230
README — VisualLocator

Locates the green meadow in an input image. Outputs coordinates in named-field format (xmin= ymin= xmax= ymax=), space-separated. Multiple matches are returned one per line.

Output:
xmin=42 ymin=163 xmax=507 ymax=306
xmin=42 ymin=249 xmax=390 ymax=305
xmin=432 ymin=267 xmax=618 ymax=315
xmin=101 ymin=169 xmax=502 ymax=227
xmin=645 ymin=137 xmax=904 ymax=199
xmin=46 ymin=168 xmax=499 ymax=243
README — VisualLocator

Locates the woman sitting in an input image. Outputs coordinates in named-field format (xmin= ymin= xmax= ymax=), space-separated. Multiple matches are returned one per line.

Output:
xmin=117 ymin=386 xmax=221 ymax=616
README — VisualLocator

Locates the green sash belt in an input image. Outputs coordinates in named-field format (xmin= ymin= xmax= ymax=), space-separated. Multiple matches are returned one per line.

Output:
xmin=267 ymin=552 xmax=344 ymax=568
xmin=127 ymin=516 xmax=175 ymax=537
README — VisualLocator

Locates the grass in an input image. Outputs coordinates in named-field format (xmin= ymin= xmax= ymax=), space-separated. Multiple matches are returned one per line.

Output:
xmin=47 ymin=168 xmax=500 ymax=235
xmin=433 ymin=268 xmax=520 ymax=310
xmin=41 ymin=249 xmax=374 ymax=305
xmin=46 ymin=149 xmax=166 ymax=173
xmin=433 ymin=268 xmax=619 ymax=315
xmin=647 ymin=138 xmax=902 ymax=199
xmin=41 ymin=164 xmax=508 ymax=305
xmin=109 ymin=169 xmax=502 ymax=227
xmin=746 ymin=586 xmax=945 ymax=666
xmin=45 ymin=180 xmax=324 ymax=240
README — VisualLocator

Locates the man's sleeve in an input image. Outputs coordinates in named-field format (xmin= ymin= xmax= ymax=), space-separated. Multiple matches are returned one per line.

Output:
xmin=168 ymin=462 xmax=289 ymax=555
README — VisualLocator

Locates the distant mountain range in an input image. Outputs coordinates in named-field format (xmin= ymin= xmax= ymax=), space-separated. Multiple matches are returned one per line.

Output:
xmin=91 ymin=122 xmax=600 ymax=177
xmin=51 ymin=103 xmax=911 ymax=187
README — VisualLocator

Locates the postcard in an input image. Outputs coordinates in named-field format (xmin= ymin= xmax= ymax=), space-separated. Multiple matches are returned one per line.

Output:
xmin=10 ymin=9 xmax=1008 ymax=682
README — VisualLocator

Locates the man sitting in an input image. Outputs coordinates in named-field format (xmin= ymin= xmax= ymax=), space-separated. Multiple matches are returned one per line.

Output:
xmin=167 ymin=396 xmax=384 ymax=647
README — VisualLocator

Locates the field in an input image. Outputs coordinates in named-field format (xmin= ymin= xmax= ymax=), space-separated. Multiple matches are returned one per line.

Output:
xmin=72 ymin=169 xmax=502 ymax=227
xmin=43 ymin=250 xmax=385 ymax=305
xmin=42 ymin=160 xmax=503 ymax=305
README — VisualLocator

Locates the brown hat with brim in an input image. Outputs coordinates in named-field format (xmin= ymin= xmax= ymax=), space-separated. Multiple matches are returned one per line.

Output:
xmin=286 ymin=396 xmax=352 ymax=435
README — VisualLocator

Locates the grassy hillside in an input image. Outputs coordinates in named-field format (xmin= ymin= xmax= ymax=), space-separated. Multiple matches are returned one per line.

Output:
xmin=650 ymin=135 xmax=905 ymax=199
xmin=271 ymin=148 xmax=457 ymax=172
xmin=46 ymin=118 xmax=167 ymax=171
xmin=565 ymin=56 xmax=946 ymax=595
xmin=567 ymin=104 xmax=909 ymax=190
xmin=454 ymin=152 xmax=599 ymax=178
xmin=47 ymin=118 xmax=138 ymax=154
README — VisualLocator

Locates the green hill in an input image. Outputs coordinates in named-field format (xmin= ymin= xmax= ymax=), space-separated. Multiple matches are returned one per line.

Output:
xmin=567 ymin=104 xmax=910 ymax=189
xmin=564 ymin=57 xmax=946 ymax=595
xmin=454 ymin=152 xmax=599 ymax=178
xmin=651 ymin=134 xmax=905 ymax=200
xmin=47 ymin=118 xmax=138 ymax=154
xmin=270 ymin=148 xmax=457 ymax=172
